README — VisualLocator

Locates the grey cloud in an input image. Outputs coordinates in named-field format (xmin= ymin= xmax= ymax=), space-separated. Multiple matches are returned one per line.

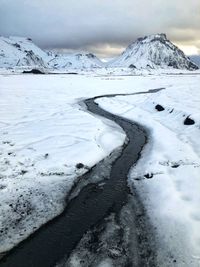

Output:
xmin=0 ymin=0 xmax=200 ymax=56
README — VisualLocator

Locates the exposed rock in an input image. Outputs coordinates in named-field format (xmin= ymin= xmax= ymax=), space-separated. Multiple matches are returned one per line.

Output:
xmin=144 ymin=173 xmax=154 ymax=179
xmin=129 ymin=64 xmax=136 ymax=69
xmin=171 ymin=164 xmax=179 ymax=168
xmin=76 ymin=163 xmax=85 ymax=169
xmin=155 ymin=104 xmax=165 ymax=111
xmin=184 ymin=116 xmax=195 ymax=125
xmin=23 ymin=69 xmax=44 ymax=74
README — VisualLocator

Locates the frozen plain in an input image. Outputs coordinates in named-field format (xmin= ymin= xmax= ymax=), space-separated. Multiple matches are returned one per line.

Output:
xmin=0 ymin=73 xmax=200 ymax=266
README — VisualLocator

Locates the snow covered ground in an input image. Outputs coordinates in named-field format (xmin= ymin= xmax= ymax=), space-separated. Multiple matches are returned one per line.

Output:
xmin=0 ymin=73 xmax=200 ymax=266
xmin=97 ymin=76 xmax=200 ymax=266
xmin=0 ymin=74 xmax=127 ymax=254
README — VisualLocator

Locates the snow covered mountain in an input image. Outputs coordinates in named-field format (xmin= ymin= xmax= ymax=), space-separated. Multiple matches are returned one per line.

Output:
xmin=48 ymin=52 xmax=103 ymax=70
xmin=0 ymin=36 xmax=49 ymax=68
xmin=1 ymin=34 xmax=198 ymax=71
xmin=0 ymin=36 xmax=103 ymax=70
xmin=108 ymin=34 xmax=199 ymax=70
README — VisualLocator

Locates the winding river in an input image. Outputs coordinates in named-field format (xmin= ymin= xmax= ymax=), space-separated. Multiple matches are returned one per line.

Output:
xmin=0 ymin=90 xmax=163 ymax=267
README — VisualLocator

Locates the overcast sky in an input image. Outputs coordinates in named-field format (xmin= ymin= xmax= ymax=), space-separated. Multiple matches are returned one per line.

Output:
xmin=0 ymin=0 xmax=200 ymax=58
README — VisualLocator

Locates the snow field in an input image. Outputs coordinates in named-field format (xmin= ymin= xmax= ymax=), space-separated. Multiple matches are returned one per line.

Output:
xmin=0 ymin=74 xmax=128 ymax=253
xmin=0 ymin=73 xmax=199 ymax=266
xmin=96 ymin=77 xmax=200 ymax=266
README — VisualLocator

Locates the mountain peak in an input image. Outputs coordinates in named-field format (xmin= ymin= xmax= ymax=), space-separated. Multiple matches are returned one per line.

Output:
xmin=109 ymin=33 xmax=199 ymax=70
xmin=137 ymin=33 xmax=167 ymax=43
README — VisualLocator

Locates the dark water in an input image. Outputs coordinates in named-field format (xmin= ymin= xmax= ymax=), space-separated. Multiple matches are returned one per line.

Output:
xmin=0 ymin=94 xmax=148 ymax=267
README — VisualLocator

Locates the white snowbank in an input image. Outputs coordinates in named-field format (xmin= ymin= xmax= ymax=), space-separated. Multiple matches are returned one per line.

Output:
xmin=0 ymin=74 xmax=128 ymax=253
xmin=97 ymin=75 xmax=200 ymax=266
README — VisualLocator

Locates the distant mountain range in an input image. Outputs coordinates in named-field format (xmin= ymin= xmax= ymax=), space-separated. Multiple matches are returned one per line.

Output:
xmin=47 ymin=51 xmax=103 ymax=70
xmin=0 ymin=34 xmax=199 ymax=71
xmin=0 ymin=36 xmax=103 ymax=70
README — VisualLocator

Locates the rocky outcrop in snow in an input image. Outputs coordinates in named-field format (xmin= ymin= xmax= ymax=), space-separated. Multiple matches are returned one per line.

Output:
xmin=108 ymin=34 xmax=199 ymax=70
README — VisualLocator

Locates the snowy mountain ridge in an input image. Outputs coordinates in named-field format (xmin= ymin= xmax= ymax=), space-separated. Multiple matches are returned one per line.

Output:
xmin=0 ymin=36 xmax=49 ymax=68
xmin=0 ymin=36 xmax=103 ymax=70
xmin=108 ymin=33 xmax=199 ymax=70
xmin=48 ymin=51 xmax=104 ymax=70
xmin=0 ymin=34 xmax=199 ymax=71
